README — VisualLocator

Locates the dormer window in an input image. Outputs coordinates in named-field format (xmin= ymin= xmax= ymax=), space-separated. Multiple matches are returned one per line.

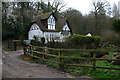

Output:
xmin=48 ymin=15 xmax=55 ymax=30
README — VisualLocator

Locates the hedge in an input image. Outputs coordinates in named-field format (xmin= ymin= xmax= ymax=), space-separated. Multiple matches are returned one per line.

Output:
xmin=67 ymin=34 xmax=101 ymax=49
xmin=47 ymin=34 xmax=101 ymax=49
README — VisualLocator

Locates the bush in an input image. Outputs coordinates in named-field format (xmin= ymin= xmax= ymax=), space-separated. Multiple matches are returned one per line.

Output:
xmin=47 ymin=34 xmax=101 ymax=49
xmin=31 ymin=35 xmax=42 ymax=46
xmin=67 ymin=34 xmax=101 ymax=49
xmin=47 ymin=41 xmax=64 ymax=49
xmin=41 ymin=37 xmax=45 ymax=45
xmin=113 ymin=19 xmax=120 ymax=32
xmin=101 ymin=30 xmax=120 ymax=47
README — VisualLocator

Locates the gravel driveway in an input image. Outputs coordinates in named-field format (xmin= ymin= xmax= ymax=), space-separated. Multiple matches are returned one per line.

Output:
xmin=2 ymin=50 xmax=94 ymax=79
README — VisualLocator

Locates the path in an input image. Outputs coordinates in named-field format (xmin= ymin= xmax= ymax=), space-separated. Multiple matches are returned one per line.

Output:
xmin=2 ymin=50 xmax=94 ymax=79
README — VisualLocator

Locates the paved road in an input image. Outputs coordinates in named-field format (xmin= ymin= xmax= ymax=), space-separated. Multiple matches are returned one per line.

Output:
xmin=2 ymin=50 xmax=94 ymax=79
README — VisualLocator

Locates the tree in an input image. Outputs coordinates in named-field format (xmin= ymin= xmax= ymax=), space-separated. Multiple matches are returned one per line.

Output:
xmin=63 ymin=8 xmax=84 ymax=34
xmin=35 ymin=0 xmax=66 ymax=16
xmin=112 ymin=3 xmax=119 ymax=19
xmin=51 ymin=0 xmax=66 ymax=13
xmin=113 ymin=19 xmax=120 ymax=32
xmin=12 ymin=2 xmax=33 ymax=39
xmin=91 ymin=0 xmax=111 ymax=35
xmin=2 ymin=2 xmax=15 ymax=39
xmin=85 ymin=13 xmax=95 ymax=35
xmin=2 ymin=2 xmax=37 ymax=40
xmin=0 ymin=1 xmax=1 ymax=37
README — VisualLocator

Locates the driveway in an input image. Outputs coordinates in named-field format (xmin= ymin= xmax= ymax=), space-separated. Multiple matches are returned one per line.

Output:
xmin=2 ymin=50 xmax=94 ymax=79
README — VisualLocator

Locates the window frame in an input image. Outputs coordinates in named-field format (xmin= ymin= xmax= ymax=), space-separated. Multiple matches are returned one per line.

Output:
xmin=47 ymin=15 xmax=55 ymax=30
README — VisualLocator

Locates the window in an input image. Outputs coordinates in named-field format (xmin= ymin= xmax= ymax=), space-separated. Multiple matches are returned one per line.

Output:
xmin=49 ymin=34 xmax=54 ymax=41
xmin=48 ymin=15 xmax=55 ymax=30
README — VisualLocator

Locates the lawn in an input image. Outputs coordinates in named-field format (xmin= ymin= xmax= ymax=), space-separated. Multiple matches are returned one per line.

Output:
xmin=17 ymin=45 xmax=120 ymax=79
xmin=33 ymin=50 xmax=120 ymax=79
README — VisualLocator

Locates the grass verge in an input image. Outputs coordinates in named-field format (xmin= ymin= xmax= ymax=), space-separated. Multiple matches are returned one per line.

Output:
xmin=21 ymin=51 xmax=120 ymax=79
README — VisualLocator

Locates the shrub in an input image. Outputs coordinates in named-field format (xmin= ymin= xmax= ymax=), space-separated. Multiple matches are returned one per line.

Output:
xmin=113 ymin=19 xmax=120 ymax=33
xmin=31 ymin=35 xmax=42 ymax=46
xmin=101 ymin=30 xmax=120 ymax=47
xmin=41 ymin=37 xmax=45 ymax=45
xmin=46 ymin=34 xmax=101 ymax=49
xmin=67 ymin=34 xmax=101 ymax=49
xmin=47 ymin=41 xmax=64 ymax=49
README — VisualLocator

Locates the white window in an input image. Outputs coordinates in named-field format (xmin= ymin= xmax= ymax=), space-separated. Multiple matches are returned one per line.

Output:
xmin=48 ymin=15 xmax=55 ymax=30
xmin=49 ymin=34 xmax=54 ymax=41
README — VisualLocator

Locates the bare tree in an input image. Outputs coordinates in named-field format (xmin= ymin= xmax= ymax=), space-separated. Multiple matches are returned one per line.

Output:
xmin=91 ymin=0 xmax=109 ymax=35
xmin=118 ymin=1 xmax=120 ymax=18
xmin=112 ymin=3 xmax=119 ymax=19
xmin=0 ymin=0 xmax=1 ymax=42
xmin=50 ymin=0 xmax=66 ymax=16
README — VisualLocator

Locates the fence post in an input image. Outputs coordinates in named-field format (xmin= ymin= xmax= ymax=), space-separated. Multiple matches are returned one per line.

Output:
xmin=30 ymin=45 xmax=32 ymax=54
xmin=31 ymin=46 xmax=33 ymax=55
xmin=59 ymin=51 xmax=64 ymax=70
xmin=14 ymin=41 xmax=17 ymax=51
xmin=42 ymin=48 xmax=45 ymax=59
xmin=23 ymin=44 xmax=26 ymax=55
xmin=31 ymin=46 xmax=34 ymax=59
xmin=93 ymin=52 xmax=96 ymax=70
xmin=8 ymin=40 xmax=10 ymax=48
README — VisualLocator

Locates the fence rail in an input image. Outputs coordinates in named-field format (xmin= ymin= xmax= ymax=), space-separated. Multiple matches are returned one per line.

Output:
xmin=23 ymin=43 xmax=120 ymax=70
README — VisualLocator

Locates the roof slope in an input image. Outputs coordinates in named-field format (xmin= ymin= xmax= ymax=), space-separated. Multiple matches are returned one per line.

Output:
xmin=32 ymin=12 xmax=52 ymax=22
xmin=29 ymin=12 xmax=72 ymax=33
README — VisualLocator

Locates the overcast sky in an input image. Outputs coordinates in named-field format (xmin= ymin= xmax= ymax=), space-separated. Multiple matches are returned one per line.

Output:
xmin=63 ymin=0 xmax=119 ymax=15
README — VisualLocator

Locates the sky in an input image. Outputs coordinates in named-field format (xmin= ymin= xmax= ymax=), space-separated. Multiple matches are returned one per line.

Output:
xmin=63 ymin=0 xmax=120 ymax=15
xmin=2 ymin=0 xmax=120 ymax=15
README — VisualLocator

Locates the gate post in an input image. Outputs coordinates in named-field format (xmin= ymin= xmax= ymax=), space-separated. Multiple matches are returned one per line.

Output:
xmin=8 ymin=40 xmax=10 ymax=48
xmin=14 ymin=41 xmax=17 ymax=51
xmin=23 ymin=44 xmax=26 ymax=55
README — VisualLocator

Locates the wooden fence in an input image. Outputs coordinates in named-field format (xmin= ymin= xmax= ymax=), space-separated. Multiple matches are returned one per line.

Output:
xmin=8 ymin=40 xmax=21 ymax=51
xmin=23 ymin=43 xmax=120 ymax=70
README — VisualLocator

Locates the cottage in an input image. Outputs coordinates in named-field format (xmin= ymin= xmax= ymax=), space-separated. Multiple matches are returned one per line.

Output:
xmin=28 ymin=12 xmax=73 ymax=43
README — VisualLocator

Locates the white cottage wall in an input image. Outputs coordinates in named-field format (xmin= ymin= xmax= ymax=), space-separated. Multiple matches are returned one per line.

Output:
xmin=28 ymin=24 xmax=43 ymax=40
xmin=44 ymin=32 xmax=61 ymax=43
xmin=62 ymin=23 xmax=70 ymax=31
xmin=61 ymin=23 xmax=71 ymax=37
xmin=28 ymin=22 xmax=71 ymax=43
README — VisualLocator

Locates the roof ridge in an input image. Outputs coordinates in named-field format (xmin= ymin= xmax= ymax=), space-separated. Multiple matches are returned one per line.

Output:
xmin=40 ymin=12 xmax=52 ymax=19
xmin=40 ymin=11 xmax=52 ymax=16
xmin=32 ymin=12 xmax=52 ymax=22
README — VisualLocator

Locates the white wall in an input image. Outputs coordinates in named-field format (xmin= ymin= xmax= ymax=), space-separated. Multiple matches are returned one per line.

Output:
xmin=62 ymin=23 xmax=70 ymax=31
xmin=61 ymin=23 xmax=71 ymax=37
xmin=28 ymin=23 xmax=43 ymax=40
xmin=28 ymin=23 xmax=71 ymax=43
xmin=44 ymin=32 xmax=60 ymax=43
